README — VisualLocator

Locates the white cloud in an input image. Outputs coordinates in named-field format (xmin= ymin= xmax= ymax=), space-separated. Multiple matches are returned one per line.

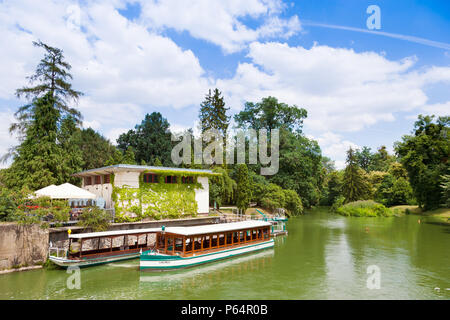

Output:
xmin=138 ymin=0 xmax=301 ymax=53
xmin=0 ymin=0 xmax=213 ymax=138
xmin=307 ymin=132 xmax=359 ymax=169
xmin=217 ymin=42 xmax=450 ymax=134
xmin=0 ymin=110 xmax=18 ymax=168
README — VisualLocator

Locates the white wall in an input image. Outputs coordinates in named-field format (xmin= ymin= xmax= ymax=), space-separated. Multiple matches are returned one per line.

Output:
xmin=195 ymin=176 xmax=209 ymax=214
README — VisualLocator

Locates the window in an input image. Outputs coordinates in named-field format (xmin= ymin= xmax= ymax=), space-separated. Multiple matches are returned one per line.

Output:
xmin=181 ymin=176 xmax=194 ymax=184
xmin=165 ymin=176 xmax=177 ymax=184
xmin=85 ymin=177 xmax=92 ymax=186
xmin=94 ymin=175 xmax=101 ymax=184
xmin=143 ymin=173 xmax=158 ymax=183
xmin=104 ymin=174 xmax=110 ymax=184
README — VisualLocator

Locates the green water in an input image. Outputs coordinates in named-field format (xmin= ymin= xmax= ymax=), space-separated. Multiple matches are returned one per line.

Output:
xmin=1 ymin=210 xmax=449 ymax=300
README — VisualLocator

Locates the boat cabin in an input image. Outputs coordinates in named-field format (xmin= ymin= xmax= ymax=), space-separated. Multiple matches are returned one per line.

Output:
xmin=68 ymin=228 xmax=160 ymax=259
xmin=153 ymin=221 xmax=271 ymax=257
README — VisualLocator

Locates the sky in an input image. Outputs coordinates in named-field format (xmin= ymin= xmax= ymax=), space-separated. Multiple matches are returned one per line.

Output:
xmin=0 ymin=0 xmax=449 ymax=169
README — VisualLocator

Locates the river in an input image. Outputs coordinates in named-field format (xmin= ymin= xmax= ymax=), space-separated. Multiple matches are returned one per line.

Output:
xmin=1 ymin=209 xmax=449 ymax=299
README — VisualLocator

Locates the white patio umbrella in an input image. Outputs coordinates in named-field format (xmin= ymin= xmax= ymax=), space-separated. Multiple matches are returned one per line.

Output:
xmin=34 ymin=183 xmax=96 ymax=199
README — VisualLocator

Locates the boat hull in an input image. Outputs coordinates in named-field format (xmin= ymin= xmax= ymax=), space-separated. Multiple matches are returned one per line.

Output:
xmin=49 ymin=252 xmax=140 ymax=268
xmin=140 ymin=239 xmax=274 ymax=271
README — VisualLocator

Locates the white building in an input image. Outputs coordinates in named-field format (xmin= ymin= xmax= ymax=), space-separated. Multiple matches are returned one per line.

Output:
xmin=73 ymin=164 xmax=218 ymax=217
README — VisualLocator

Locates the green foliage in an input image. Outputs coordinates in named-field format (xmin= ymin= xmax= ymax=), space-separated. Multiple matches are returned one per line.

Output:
xmin=117 ymin=112 xmax=173 ymax=166
xmin=342 ymin=148 xmax=371 ymax=203
xmin=199 ymin=88 xmax=230 ymax=137
xmin=331 ymin=196 xmax=345 ymax=213
xmin=236 ymin=164 xmax=251 ymax=213
xmin=394 ymin=115 xmax=449 ymax=210
xmin=3 ymin=94 xmax=69 ymax=190
xmin=260 ymin=183 xmax=285 ymax=212
xmin=112 ymin=171 xmax=202 ymax=222
xmin=209 ymin=167 xmax=235 ymax=208
xmin=234 ymin=96 xmax=307 ymax=133
xmin=439 ymin=174 xmax=450 ymax=208
xmin=268 ymin=129 xmax=322 ymax=208
xmin=0 ymin=189 xmax=18 ymax=221
xmin=77 ymin=206 xmax=111 ymax=232
xmin=74 ymin=128 xmax=120 ymax=170
xmin=10 ymin=194 xmax=70 ymax=225
xmin=122 ymin=146 xmax=137 ymax=165
xmin=336 ymin=200 xmax=393 ymax=217
xmin=3 ymin=41 xmax=84 ymax=191
xmin=282 ymin=189 xmax=303 ymax=216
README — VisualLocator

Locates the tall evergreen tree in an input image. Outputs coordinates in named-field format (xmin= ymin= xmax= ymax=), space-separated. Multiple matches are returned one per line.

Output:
xmin=9 ymin=40 xmax=83 ymax=142
xmin=342 ymin=147 xmax=371 ymax=203
xmin=3 ymin=94 xmax=66 ymax=190
xmin=199 ymin=88 xmax=230 ymax=137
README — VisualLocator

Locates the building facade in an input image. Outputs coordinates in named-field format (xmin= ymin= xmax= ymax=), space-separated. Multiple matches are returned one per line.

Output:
xmin=73 ymin=164 xmax=218 ymax=219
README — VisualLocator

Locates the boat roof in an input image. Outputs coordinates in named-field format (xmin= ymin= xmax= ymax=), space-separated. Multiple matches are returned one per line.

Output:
xmin=69 ymin=221 xmax=271 ymax=239
xmin=69 ymin=227 xmax=161 ymax=239
xmin=164 ymin=220 xmax=271 ymax=236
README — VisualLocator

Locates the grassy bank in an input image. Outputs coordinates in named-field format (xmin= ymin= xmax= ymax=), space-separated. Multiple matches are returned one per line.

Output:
xmin=390 ymin=205 xmax=450 ymax=225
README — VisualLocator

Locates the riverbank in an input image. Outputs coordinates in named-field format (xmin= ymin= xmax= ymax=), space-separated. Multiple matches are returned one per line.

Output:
xmin=0 ymin=216 xmax=219 ymax=273
xmin=390 ymin=205 xmax=450 ymax=225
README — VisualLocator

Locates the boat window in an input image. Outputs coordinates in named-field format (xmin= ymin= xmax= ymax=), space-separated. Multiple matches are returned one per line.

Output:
xmin=174 ymin=237 xmax=183 ymax=252
xmin=95 ymin=175 xmax=101 ymax=184
xmin=165 ymin=176 xmax=177 ymax=184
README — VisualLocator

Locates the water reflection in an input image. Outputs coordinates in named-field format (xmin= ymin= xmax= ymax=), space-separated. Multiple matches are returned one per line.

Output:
xmin=139 ymin=249 xmax=274 ymax=286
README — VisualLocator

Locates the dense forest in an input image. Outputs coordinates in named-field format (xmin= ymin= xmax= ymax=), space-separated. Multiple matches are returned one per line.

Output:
xmin=0 ymin=41 xmax=449 ymax=223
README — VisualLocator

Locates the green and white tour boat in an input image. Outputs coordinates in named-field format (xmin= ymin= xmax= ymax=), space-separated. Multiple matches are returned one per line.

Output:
xmin=140 ymin=220 xmax=274 ymax=271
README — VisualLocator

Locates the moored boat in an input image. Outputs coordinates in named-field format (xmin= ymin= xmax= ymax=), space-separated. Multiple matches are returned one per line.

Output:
xmin=140 ymin=220 xmax=274 ymax=271
xmin=49 ymin=228 xmax=160 ymax=268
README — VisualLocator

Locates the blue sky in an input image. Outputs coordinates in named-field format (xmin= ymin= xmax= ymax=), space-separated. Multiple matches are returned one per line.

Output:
xmin=0 ymin=0 xmax=449 ymax=169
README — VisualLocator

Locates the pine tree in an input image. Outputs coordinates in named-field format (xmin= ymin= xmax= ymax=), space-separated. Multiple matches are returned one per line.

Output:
xmin=342 ymin=147 xmax=371 ymax=203
xmin=199 ymin=88 xmax=230 ymax=137
xmin=9 ymin=41 xmax=83 ymax=141
xmin=3 ymin=94 xmax=66 ymax=190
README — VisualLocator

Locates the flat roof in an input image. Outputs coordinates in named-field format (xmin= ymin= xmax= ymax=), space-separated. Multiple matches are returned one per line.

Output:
xmin=73 ymin=164 xmax=219 ymax=177
xmin=164 ymin=220 xmax=271 ymax=236
xmin=69 ymin=227 xmax=161 ymax=239
xmin=69 ymin=221 xmax=271 ymax=239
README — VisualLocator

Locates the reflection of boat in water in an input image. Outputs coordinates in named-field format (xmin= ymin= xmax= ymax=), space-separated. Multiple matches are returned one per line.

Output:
xmin=140 ymin=249 xmax=274 ymax=283
xmin=140 ymin=221 xmax=274 ymax=271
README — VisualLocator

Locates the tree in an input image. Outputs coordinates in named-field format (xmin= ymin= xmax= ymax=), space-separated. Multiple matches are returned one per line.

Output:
xmin=394 ymin=115 xmax=449 ymax=210
xmin=326 ymin=171 xmax=343 ymax=206
xmin=355 ymin=146 xmax=373 ymax=172
xmin=342 ymin=147 xmax=371 ymax=203
xmin=9 ymin=40 xmax=82 ymax=142
xmin=236 ymin=164 xmax=251 ymax=213
xmin=74 ymin=128 xmax=120 ymax=170
xmin=122 ymin=147 xmax=136 ymax=165
xmin=234 ymin=96 xmax=307 ymax=132
xmin=268 ymin=129 xmax=322 ymax=207
xmin=117 ymin=112 xmax=173 ymax=166
xmin=3 ymin=94 xmax=67 ymax=190
xmin=199 ymin=88 xmax=230 ymax=137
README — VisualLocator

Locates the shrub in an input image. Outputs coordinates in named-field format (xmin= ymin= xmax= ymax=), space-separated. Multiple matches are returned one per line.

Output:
xmin=331 ymin=196 xmax=345 ymax=213
xmin=78 ymin=206 xmax=111 ymax=232
xmin=336 ymin=200 xmax=392 ymax=217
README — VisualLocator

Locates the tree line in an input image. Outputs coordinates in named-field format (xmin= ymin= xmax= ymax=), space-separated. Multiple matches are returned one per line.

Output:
xmin=0 ymin=41 xmax=448 ymax=223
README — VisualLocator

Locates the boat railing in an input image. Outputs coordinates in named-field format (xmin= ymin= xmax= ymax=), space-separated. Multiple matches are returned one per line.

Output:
xmin=48 ymin=245 xmax=68 ymax=259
